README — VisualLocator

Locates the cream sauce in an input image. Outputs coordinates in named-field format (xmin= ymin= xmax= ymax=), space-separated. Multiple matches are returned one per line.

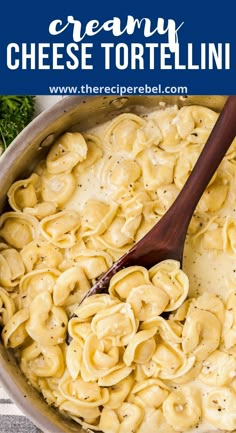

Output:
xmin=184 ymin=240 xmax=236 ymax=301
xmin=58 ymin=108 xmax=236 ymax=433
xmin=66 ymin=113 xmax=236 ymax=301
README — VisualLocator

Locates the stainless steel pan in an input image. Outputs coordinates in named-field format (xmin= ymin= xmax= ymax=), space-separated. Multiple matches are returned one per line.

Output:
xmin=0 ymin=95 xmax=227 ymax=433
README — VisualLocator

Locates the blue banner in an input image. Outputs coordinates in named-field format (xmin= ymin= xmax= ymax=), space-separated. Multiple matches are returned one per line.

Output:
xmin=0 ymin=0 xmax=235 ymax=95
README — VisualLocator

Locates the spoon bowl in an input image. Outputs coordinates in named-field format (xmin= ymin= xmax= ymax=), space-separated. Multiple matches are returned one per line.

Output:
xmin=84 ymin=95 xmax=236 ymax=298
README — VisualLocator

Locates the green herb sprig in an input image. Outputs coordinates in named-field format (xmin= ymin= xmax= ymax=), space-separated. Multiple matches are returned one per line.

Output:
xmin=0 ymin=96 xmax=35 ymax=153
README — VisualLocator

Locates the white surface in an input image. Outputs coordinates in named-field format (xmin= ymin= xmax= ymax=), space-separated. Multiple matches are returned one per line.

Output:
xmin=34 ymin=95 xmax=64 ymax=116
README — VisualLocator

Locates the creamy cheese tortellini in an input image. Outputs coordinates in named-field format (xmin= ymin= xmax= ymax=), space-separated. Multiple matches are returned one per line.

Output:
xmin=1 ymin=103 xmax=236 ymax=433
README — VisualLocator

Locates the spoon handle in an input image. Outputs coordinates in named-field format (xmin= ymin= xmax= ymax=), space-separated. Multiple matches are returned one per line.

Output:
xmin=170 ymin=95 xmax=236 ymax=229
xmin=83 ymin=96 xmax=236 ymax=297
xmin=127 ymin=95 xmax=236 ymax=267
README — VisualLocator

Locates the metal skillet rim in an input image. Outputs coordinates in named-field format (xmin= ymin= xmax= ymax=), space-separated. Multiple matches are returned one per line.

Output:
xmin=0 ymin=95 xmax=226 ymax=433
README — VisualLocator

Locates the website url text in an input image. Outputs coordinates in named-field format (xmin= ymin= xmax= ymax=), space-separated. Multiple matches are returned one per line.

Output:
xmin=49 ymin=84 xmax=188 ymax=96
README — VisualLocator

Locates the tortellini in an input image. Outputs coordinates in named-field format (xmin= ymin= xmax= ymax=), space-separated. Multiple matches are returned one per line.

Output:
xmin=19 ymin=268 xmax=60 ymax=308
xmin=162 ymin=386 xmax=202 ymax=431
xmin=91 ymin=302 xmax=138 ymax=346
xmin=127 ymin=284 xmax=169 ymax=320
xmin=0 ymin=244 xmax=25 ymax=288
xmin=80 ymin=200 xmax=117 ymax=236
xmin=69 ymin=248 xmax=113 ymax=279
xmin=73 ymin=133 xmax=103 ymax=175
xmin=2 ymin=103 xmax=236 ymax=433
xmin=104 ymin=113 xmax=145 ymax=152
xmin=149 ymin=105 xmax=181 ymax=152
xmin=20 ymin=240 xmax=63 ymax=272
xmin=0 ymin=288 xmax=15 ymax=326
xmin=59 ymin=374 xmax=109 ymax=410
xmin=104 ymin=376 xmax=134 ymax=409
xmin=182 ymin=307 xmax=221 ymax=361
xmin=109 ymin=266 xmax=151 ymax=300
xmin=128 ymin=378 xmax=169 ymax=409
xmin=199 ymin=350 xmax=236 ymax=386
xmin=149 ymin=259 xmax=189 ymax=311
xmin=174 ymin=105 xmax=218 ymax=141
xmin=102 ymin=156 xmax=141 ymax=187
xmin=7 ymin=173 xmax=58 ymax=219
xmin=139 ymin=148 xmax=176 ymax=191
xmin=0 ymin=212 xmax=38 ymax=249
xmin=25 ymin=291 xmax=68 ymax=346
xmin=53 ymin=266 xmax=90 ymax=307
xmin=174 ymin=148 xmax=200 ymax=190
xmin=7 ymin=173 xmax=39 ymax=211
xmin=123 ymin=328 xmax=156 ymax=366
xmin=21 ymin=342 xmax=65 ymax=379
xmin=46 ymin=132 xmax=87 ymax=173
xmin=222 ymin=290 xmax=236 ymax=350
xmin=39 ymin=210 xmax=81 ymax=248
xmin=40 ymin=172 xmax=76 ymax=206
xmin=204 ymin=388 xmax=236 ymax=430
xmin=100 ymin=402 xmax=144 ymax=433
xmin=2 ymin=309 xmax=29 ymax=348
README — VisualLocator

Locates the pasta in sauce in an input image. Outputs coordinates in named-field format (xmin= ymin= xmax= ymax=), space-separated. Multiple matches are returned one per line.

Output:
xmin=1 ymin=103 xmax=236 ymax=433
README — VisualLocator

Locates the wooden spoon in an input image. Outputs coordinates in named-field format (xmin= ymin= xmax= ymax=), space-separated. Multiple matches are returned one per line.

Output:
xmin=83 ymin=96 xmax=236 ymax=298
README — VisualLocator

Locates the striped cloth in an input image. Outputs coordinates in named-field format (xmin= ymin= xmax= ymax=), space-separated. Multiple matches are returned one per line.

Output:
xmin=0 ymin=384 xmax=42 ymax=433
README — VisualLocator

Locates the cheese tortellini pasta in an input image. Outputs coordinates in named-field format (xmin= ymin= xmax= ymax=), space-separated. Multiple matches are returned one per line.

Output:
xmin=1 ymin=102 xmax=236 ymax=433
